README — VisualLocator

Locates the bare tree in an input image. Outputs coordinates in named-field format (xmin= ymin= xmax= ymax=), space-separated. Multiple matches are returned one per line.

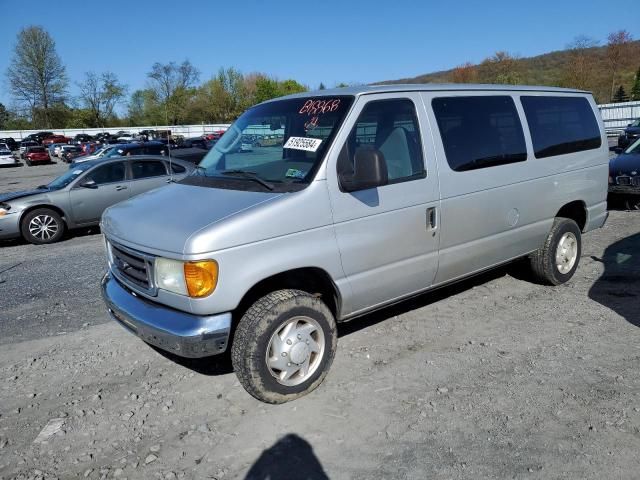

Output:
xmin=563 ymin=35 xmax=599 ymax=90
xmin=606 ymin=30 xmax=634 ymax=101
xmin=78 ymin=72 xmax=127 ymax=127
xmin=6 ymin=26 xmax=67 ymax=127
xmin=147 ymin=60 xmax=199 ymax=124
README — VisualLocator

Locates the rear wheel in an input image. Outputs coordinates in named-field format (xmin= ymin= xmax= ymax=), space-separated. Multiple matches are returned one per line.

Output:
xmin=25 ymin=159 xmax=32 ymax=166
xmin=21 ymin=208 xmax=65 ymax=244
xmin=529 ymin=217 xmax=581 ymax=285
xmin=231 ymin=289 xmax=337 ymax=404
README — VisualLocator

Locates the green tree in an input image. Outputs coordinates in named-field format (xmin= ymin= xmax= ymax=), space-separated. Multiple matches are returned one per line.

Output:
xmin=147 ymin=60 xmax=199 ymax=125
xmin=630 ymin=66 xmax=640 ymax=101
xmin=477 ymin=51 xmax=523 ymax=84
xmin=278 ymin=79 xmax=307 ymax=96
xmin=318 ymin=82 xmax=326 ymax=90
xmin=613 ymin=85 xmax=629 ymax=103
xmin=254 ymin=77 xmax=281 ymax=104
xmin=0 ymin=103 xmax=9 ymax=129
xmin=6 ymin=26 xmax=68 ymax=128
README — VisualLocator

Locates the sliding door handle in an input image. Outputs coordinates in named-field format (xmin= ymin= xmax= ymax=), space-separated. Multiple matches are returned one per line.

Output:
xmin=426 ymin=207 xmax=437 ymax=232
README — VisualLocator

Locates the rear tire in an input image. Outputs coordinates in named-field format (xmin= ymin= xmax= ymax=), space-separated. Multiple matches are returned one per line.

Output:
xmin=231 ymin=289 xmax=337 ymax=404
xmin=25 ymin=159 xmax=32 ymax=166
xmin=529 ymin=217 xmax=581 ymax=285
xmin=21 ymin=208 xmax=65 ymax=244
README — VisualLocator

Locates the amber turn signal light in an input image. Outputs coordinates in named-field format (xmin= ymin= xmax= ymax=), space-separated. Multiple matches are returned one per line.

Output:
xmin=184 ymin=260 xmax=218 ymax=298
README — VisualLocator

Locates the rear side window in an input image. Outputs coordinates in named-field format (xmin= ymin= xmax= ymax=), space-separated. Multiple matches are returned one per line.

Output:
xmin=432 ymin=96 xmax=527 ymax=172
xmin=520 ymin=96 xmax=601 ymax=158
xmin=338 ymin=98 xmax=425 ymax=183
xmin=131 ymin=160 xmax=167 ymax=179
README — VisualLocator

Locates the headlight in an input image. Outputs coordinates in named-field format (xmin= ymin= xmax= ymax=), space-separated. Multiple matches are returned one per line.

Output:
xmin=609 ymin=176 xmax=614 ymax=185
xmin=155 ymin=258 xmax=218 ymax=298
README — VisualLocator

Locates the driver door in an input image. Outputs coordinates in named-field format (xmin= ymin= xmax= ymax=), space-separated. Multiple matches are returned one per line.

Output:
xmin=69 ymin=161 xmax=131 ymax=225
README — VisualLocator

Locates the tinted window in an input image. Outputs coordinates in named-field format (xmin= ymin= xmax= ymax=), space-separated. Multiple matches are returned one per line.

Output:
xmin=87 ymin=163 xmax=125 ymax=185
xmin=170 ymin=163 xmax=186 ymax=173
xmin=521 ymin=96 xmax=601 ymax=158
xmin=144 ymin=145 xmax=166 ymax=155
xmin=339 ymin=99 xmax=425 ymax=183
xmin=432 ymin=96 xmax=527 ymax=172
xmin=131 ymin=160 xmax=167 ymax=179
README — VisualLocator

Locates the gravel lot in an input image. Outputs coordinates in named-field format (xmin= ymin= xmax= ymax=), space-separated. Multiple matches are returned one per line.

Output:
xmin=1 ymin=158 xmax=639 ymax=479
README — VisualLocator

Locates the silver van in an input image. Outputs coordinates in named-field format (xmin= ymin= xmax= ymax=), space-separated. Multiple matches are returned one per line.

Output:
xmin=101 ymin=84 xmax=608 ymax=403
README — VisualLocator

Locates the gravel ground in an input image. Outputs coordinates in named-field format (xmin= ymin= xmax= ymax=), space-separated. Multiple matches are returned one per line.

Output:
xmin=1 ymin=156 xmax=639 ymax=479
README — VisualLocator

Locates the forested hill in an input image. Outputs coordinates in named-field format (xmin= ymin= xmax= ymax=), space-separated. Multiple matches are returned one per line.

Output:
xmin=379 ymin=40 xmax=640 ymax=104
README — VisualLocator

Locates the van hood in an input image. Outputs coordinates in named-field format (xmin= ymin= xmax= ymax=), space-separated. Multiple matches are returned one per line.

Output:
xmin=101 ymin=183 xmax=283 ymax=254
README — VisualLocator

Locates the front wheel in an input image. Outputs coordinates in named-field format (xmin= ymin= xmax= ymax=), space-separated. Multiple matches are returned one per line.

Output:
xmin=529 ymin=217 xmax=581 ymax=285
xmin=624 ymin=197 xmax=640 ymax=210
xmin=231 ymin=289 xmax=337 ymax=404
xmin=21 ymin=208 xmax=65 ymax=244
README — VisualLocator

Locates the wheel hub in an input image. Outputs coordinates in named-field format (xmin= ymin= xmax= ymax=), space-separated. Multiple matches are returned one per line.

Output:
xmin=555 ymin=232 xmax=578 ymax=274
xmin=289 ymin=342 xmax=310 ymax=364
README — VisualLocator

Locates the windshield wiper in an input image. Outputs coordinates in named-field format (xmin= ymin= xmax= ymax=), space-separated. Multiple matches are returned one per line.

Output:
xmin=220 ymin=170 xmax=274 ymax=191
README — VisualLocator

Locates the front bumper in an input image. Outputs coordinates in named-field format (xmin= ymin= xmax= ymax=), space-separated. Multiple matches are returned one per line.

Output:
xmin=101 ymin=272 xmax=231 ymax=358
xmin=609 ymin=185 xmax=640 ymax=195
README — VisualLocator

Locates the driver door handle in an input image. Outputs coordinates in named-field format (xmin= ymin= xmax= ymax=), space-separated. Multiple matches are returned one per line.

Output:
xmin=116 ymin=185 xmax=128 ymax=191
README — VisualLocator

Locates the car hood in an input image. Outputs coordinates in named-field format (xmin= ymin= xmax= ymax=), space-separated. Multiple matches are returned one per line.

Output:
xmin=0 ymin=189 xmax=49 ymax=203
xmin=101 ymin=183 xmax=284 ymax=255
xmin=624 ymin=127 xmax=640 ymax=135
xmin=610 ymin=153 xmax=640 ymax=175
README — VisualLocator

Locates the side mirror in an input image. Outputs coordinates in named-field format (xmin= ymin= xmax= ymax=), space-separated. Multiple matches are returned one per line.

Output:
xmin=614 ymin=147 xmax=623 ymax=154
xmin=340 ymin=146 xmax=388 ymax=192
xmin=80 ymin=179 xmax=98 ymax=189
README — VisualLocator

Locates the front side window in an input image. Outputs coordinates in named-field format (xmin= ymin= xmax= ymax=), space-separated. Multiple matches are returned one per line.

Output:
xmin=338 ymin=98 xmax=425 ymax=183
xmin=193 ymin=96 xmax=354 ymax=192
xmin=86 ymin=162 xmax=125 ymax=185
xmin=131 ymin=160 xmax=167 ymax=179
xmin=433 ymin=96 xmax=527 ymax=172
xmin=521 ymin=96 xmax=601 ymax=158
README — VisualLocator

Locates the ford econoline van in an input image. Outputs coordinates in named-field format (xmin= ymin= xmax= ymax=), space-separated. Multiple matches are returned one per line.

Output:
xmin=101 ymin=84 xmax=608 ymax=403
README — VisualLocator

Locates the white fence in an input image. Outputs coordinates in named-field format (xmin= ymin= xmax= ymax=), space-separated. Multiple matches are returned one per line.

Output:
xmin=0 ymin=124 xmax=231 ymax=141
xmin=598 ymin=101 xmax=640 ymax=135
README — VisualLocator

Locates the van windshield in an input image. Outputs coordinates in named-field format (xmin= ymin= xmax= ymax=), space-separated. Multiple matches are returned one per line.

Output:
xmin=195 ymin=96 xmax=354 ymax=192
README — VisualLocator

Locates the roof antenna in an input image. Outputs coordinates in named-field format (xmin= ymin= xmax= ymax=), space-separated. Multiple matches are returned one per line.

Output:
xmin=163 ymin=95 xmax=173 ymax=182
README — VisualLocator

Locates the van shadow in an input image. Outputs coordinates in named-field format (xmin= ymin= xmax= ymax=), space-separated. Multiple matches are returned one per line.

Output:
xmin=152 ymin=263 xmax=517 ymax=376
xmin=588 ymin=232 xmax=640 ymax=328
xmin=244 ymin=434 xmax=329 ymax=480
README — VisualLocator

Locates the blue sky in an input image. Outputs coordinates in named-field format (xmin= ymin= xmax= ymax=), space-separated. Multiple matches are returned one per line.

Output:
xmin=0 ymin=0 xmax=638 ymax=110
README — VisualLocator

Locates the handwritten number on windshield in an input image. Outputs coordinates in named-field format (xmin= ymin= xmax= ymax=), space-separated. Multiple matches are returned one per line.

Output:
xmin=299 ymin=99 xmax=341 ymax=116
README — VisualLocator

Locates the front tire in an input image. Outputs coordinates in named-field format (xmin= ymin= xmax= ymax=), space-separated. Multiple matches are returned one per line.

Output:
xmin=21 ymin=208 xmax=65 ymax=244
xmin=529 ymin=217 xmax=581 ymax=285
xmin=25 ymin=159 xmax=32 ymax=166
xmin=231 ymin=289 xmax=337 ymax=404
xmin=624 ymin=197 xmax=640 ymax=210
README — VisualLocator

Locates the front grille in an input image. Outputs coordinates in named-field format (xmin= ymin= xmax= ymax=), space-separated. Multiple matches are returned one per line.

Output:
xmin=110 ymin=242 xmax=155 ymax=293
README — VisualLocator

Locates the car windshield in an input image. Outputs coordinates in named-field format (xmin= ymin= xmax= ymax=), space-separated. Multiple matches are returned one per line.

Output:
xmin=624 ymin=138 xmax=640 ymax=154
xmin=46 ymin=163 xmax=94 ymax=190
xmin=96 ymin=146 xmax=118 ymax=157
xmin=195 ymin=96 xmax=354 ymax=191
xmin=630 ymin=119 xmax=640 ymax=127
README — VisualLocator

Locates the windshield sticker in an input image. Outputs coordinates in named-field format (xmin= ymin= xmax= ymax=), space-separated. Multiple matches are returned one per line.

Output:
xmin=285 ymin=168 xmax=306 ymax=179
xmin=283 ymin=136 xmax=322 ymax=152
xmin=299 ymin=99 xmax=341 ymax=116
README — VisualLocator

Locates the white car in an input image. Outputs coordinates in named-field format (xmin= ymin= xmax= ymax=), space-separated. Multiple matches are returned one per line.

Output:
xmin=0 ymin=143 xmax=17 ymax=166
xmin=71 ymin=145 xmax=117 ymax=164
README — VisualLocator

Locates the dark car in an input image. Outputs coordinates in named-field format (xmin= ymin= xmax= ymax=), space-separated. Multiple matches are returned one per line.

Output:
xmin=609 ymin=138 xmax=640 ymax=209
xmin=0 ymin=137 xmax=19 ymax=151
xmin=0 ymin=156 xmax=194 ymax=244
xmin=71 ymin=134 xmax=94 ymax=145
xmin=617 ymin=119 xmax=640 ymax=149
xmin=181 ymin=137 xmax=210 ymax=149
xmin=24 ymin=131 xmax=54 ymax=144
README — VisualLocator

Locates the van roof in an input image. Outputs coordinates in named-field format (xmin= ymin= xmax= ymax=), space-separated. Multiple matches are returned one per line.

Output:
xmin=264 ymin=83 xmax=590 ymax=104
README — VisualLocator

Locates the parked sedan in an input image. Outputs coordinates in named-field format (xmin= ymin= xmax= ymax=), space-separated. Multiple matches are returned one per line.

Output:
xmin=0 ymin=156 xmax=194 ymax=244
xmin=609 ymin=138 xmax=640 ymax=209
xmin=617 ymin=119 xmax=640 ymax=149
xmin=0 ymin=143 xmax=18 ymax=167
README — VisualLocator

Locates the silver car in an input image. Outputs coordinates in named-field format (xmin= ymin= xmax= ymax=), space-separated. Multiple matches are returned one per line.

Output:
xmin=0 ymin=156 xmax=193 ymax=244
xmin=100 ymin=84 xmax=609 ymax=403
